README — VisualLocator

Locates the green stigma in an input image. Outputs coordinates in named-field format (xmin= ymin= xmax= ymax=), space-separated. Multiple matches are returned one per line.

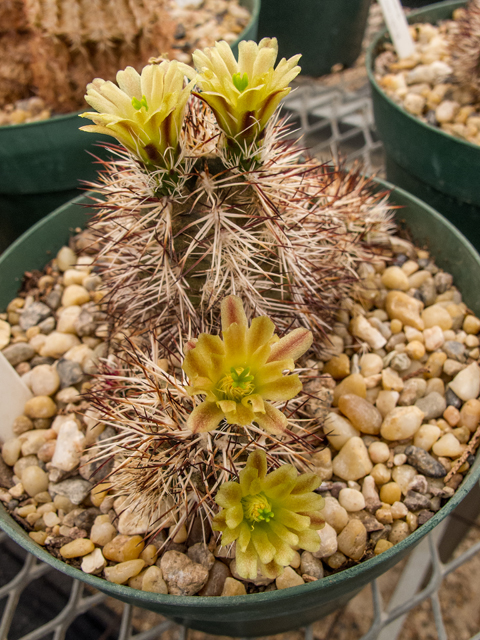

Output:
xmin=132 ymin=95 xmax=149 ymax=111
xmin=242 ymin=492 xmax=274 ymax=524
xmin=230 ymin=366 xmax=254 ymax=389
xmin=232 ymin=72 xmax=249 ymax=92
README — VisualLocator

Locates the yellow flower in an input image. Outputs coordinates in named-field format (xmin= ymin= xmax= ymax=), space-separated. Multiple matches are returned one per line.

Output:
xmin=182 ymin=295 xmax=312 ymax=434
xmin=213 ymin=449 xmax=324 ymax=579
xmin=192 ymin=38 xmax=301 ymax=147
xmin=80 ymin=61 xmax=196 ymax=169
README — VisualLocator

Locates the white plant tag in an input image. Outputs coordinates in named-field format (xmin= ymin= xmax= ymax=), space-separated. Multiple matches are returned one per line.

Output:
xmin=0 ymin=352 xmax=32 ymax=442
xmin=378 ymin=0 xmax=416 ymax=59
xmin=172 ymin=0 xmax=202 ymax=7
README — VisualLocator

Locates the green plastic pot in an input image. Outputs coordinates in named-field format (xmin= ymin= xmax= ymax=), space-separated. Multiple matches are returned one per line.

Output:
xmin=366 ymin=1 xmax=480 ymax=250
xmin=1 ymin=180 xmax=480 ymax=636
xmin=0 ymin=0 xmax=259 ymax=252
xmin=257 ymin=0 xmax=371 ymax=77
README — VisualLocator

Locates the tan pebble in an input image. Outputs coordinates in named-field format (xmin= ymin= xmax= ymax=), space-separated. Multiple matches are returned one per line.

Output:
xmin=81 ymin=548 xmax=107 ymax=575
xmin=37 ymin=440 xmax=56 ymax=463
xmin=338 ymin=488 xmax=365 ymax=512
xmin=389 ymin=520 xmax=410 ymax=545
xmin=21 ymin=431 xmax=48 ymax=457
xmin=34 ymin=491 xmax=52 ymax=504
xmin=390 ymin=319 xmax=403 ymax=334
xmin=326 ymin=552 xmax=348 ymax=569
xmin=103 ymin=534 xmax=145 ymax=562
xmin=451 ymin=426 xmax=470 ymax=444
xmin=29 ymin=531 xmax=48 ymax=545
xmin=321 ymin=496 xmax=349 ymax=533
xmin=408 ymin=271 xmax=431 ymax=289
xmin=423 ymin=326 xmax=444 ymax=351
xmin=63 ymin=270 xmax=87 ymax=286
xmin=386 ymin=291 xmax=424 ymax=330
xmin=381 ymin=406 xmax=424 ymax=441
xmin=375 ymin=506 xmax=393 ymax=524
xmin=435 ymin=100 xmax=460 ymax=123
xmin=40 ymin=332 xmax=81 ymax=359
xmin=381 ymin=266 xmax=410 ymax=291
xmin=463 ymin=315 xmax=480 ymax=334
xmin=289 ymin=550 xmax=301 ymax=569
xmin=22 ymin=465 xmax=49 ymax=497
xmin=333 ymin=374 xmax=366 ymax=406
xmin=443 ymin=405 xmax=460 ymax=426
xmin=128 ymin=570 xmax=147 ymax=590
xmin=0 ymin=319 xmax=12 ymax=349
xmin=140 ymin=545 xmax=159 ymax=566
xmin=406 ymin=512 xmax=418 ymax=532
xmin=104 ymin=560 xmax=145 ymax=585
xmin=12 ymin=415 xmax=34 ymax=435
xmin=323 ymin=353 xmax=350 ymax=379
xmin=275 ymin=568 xmax=304 ymax=590
xmin=2 ymin=438 xmax=22 ymax=466
xmin=422 ymin=306 xmax=452 ymax=330
xmin=371 ymin=463 xmax=391 ymax=486
xmin=350 ymin=316 xmax=387 ymax=350
xmin=337 ymin=520 xmax=367 ymax=561
xmin=24 ymin=396 xmax=57 ymax=419
xmin=391 ymin=465 xmax=417 ymax=494
xmin=172 ymin=524 xmax=188 ymax=543
xmin=17 ymin=504 xmax=37 ymax=517
xmin=359 ymin=353 xmax=384 ymax=377
xmin=379 ymin=482 xmax=402 ymax=504
xmin=404 ymin=92 xmax=426 ymax=116
xmin=325 ymin=413 xmax=360 ymax=450
xmin=36 ymin=502 xmax=55 ymax=515
xmin=382 ymin=368 xmax=404 ymax=392
xmin=62 ymin=285 xmax=90 ymax=307
xmin=465 ymin=334 xmax=479 ymax=348
xmin=43 ymin=511 xmax=60 ymax=527
xmin=374 ymin=539 xmax=394 ymax=555
xmin=368 ymin=441 xmax=390 ymax=464
xmin=54 ymin=494 xmax=75 ymax=512
xmin=56 ymin=306 xmax=81 ymax=334
xmin=405 ymin=340 xmax=425 ymax=360
xmin=391 ymin=501 xmax=409 ymax=519
xmin=142 ymin=566 xmax=168 ymax=593
xmin=449 ymin=362 xmax=480 ymax=401
xmin=425 ymin=352 xmax=447 ymax=378
xmin=90 ymin=518 xmax=117 ymax=546
xmin=310 ymin=448 xmax=332 ymax=481
xmin=459 ymin=398 xmax=480 ymax=431
xmin=90 ymin=482 xmax=111 ymax=507
xmin=56 ymin=246 xmax=77 ymax=272
xmin=376 ymin=390 xmax=400 ymax=417
xmin=332 ymin=437 xmax=373 ymax=481
xmin=60 ymin=538 xmax=95 ymax=558
xmin=432 ymin=433 xmax=465 ymax=458
xmin=338 ymin=394 xmax=383 ymax=435
xmin=26 ymin=512 xmax=42 ymax=525
xmin=393 ymin=453 xmax=407 ymax=466
xmin=14 ymin=455 xmax=39 ymax=479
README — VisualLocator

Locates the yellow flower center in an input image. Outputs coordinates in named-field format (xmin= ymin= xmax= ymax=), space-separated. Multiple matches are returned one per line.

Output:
xmin=217 ymin=367 xmax=255 ymax=401
xmin=242 ymin=492 xmax=274 ymax=523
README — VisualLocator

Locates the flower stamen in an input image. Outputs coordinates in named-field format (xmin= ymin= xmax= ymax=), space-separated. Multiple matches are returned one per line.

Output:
xmin=242 ymin=492 xmax=274 ymax=523
xmin=217 ymin=366 xmax=255 ymax=400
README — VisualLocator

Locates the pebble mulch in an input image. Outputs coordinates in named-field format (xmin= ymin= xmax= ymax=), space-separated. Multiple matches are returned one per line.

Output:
xmin=1 ymin=227 xmax=480 ymax=597
xmin=374 ymin=10 xmax=480 ymax=147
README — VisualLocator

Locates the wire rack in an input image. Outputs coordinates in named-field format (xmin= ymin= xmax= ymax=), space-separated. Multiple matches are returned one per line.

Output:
xmin=1 ymin=79 xmax=480 ymax=640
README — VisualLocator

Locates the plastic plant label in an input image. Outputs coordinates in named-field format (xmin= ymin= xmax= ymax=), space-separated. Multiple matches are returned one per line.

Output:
xmin=378 ymin=0 xmax=415 ymax=59
xmin=0 ymin=352 xmax=32 ymax=441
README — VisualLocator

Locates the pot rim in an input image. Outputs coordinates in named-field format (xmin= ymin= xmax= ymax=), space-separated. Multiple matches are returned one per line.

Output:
xmin=0 ymin=0 xmax=260 ymax=133
xmin=1 ymin=177 xmax=480 ymax=608
xmin=365 ymin=0 xmax=479 ymax=152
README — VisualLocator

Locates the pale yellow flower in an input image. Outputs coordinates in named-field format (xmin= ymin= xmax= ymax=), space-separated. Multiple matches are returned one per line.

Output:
xmin=182 ymin=295 xmax=312 ymax=435
xmin=192 ymin=38 xmax=301 ymax=147
xmin=80 ymin=61 xmax=196 ymax=169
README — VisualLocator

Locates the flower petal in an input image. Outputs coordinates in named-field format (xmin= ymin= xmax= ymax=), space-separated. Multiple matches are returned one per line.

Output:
xmin=221 ymin=295 xmax=248 ymax=331
xmin=261 ymin=465 xmax=297 ymax=498
xmin=215 ymin=481 xmax=243 ymax=508
xmin=245 ymin=449 xmax=267 ymax=479
xmin=281 ymin=493 xmax=324 ymax=513
xmin=253 ymin=402 xmax=288 ymax=435
xmin=295 ymin=528 xmax=321 ymax=553
xmin=236 ymin=540 xmax=258 ymax=580
xmin=246 ymin=316 xmax=276 ymax=357
xmin=275 ymin=508 xmax=311 ymax=531
xmin=242 ymin=393 xmax=265 ymax=414
xmin=187 ymin=401 xmax=224 ymax=433
xmin=226 ymin=504 xmax=244 ymax=529
xmin=255 ymin=374 xmax=302 ymax=401
xmin=267 ymin=328 xmax=313 ymax=363
xmin=251 ymin=526 xmax=276 ymax=564
xmin=238 ymin=521 xmax=252 ymax=552
xmin=290 ymin=473 xmax=322 ymax=495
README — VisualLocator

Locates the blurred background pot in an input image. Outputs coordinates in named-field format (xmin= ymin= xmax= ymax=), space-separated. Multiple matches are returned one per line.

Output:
xmin=257 ymin=0 xmax=371 ymax=77
xmin=366 ymin=1 xmax=480 ymax=251
xmin=0 ymin=0 xmax=259 ymax=254
xmin=1 ymin=179 xmax=480 ymax=636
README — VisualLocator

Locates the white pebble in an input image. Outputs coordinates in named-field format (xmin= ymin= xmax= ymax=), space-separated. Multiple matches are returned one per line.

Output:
xmin=51 ymin=420 xmax=85 ymax=472
xmin=432 ymin=433 xmax=465 ymax=458
xmin=30 ymin=365 xmax=60 ymax=397
xmin=338 ymin=488 xmax=365 ymax=512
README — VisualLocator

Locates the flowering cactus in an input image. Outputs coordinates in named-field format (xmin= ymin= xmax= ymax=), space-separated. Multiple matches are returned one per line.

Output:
xmin=80 ymin=61 xmax=196 ymax=170
xmin=192 ymin=38 xmax=301 ymax=150
xmin=213 ymin=449 xmax=325 ymax=579
xmin=182 ymin=295 xmax=312 ymax=434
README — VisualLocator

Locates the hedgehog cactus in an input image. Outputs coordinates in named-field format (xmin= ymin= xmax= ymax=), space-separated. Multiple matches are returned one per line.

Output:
xmin=81 ymin=38 xmax=394 ymax=349
xmin=81 ymin=38 xmax=394 ymax=573
xmin=450 ymin=0 xmax=480 ymax=98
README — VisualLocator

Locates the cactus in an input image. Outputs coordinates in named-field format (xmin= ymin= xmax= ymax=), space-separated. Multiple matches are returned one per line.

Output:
xmin=80 ymin=39 xmax=394 ymax=561
xmin=450 ymin=0 xmax=480 ymax=98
